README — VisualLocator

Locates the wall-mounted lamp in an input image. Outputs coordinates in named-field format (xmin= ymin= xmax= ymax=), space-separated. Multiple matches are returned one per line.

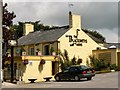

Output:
xmin=8 ymin=40 xmax=16 ymax=46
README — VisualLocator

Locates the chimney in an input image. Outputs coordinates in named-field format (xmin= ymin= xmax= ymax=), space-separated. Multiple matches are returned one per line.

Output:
xmin=69 ymin=11 xmax=81 ymax=29
xmin=23 ymin=23 xmax=34 ymax=35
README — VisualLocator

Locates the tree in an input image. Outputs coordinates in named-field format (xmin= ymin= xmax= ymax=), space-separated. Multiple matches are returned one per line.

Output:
xmin=89 ymin=55 xmax=109 ymax=71
xmin=12 ymin=22 xmax=24 ymax=39
xmin=3 ymin=3 xmax=16 ymax=42
xmin=2 ymin=3 xmax=16 ymax=69
xmin=82 ymin=29 xmax=106 ymax=42
xmin=11 ymin=21 xmax=54 ymax=39
xmin=71 ymin=56 xmax=77 ymax=65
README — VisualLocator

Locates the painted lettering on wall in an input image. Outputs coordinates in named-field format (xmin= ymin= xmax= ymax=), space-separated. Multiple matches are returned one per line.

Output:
xmin=66 ymin=29 xmax=87 ymax=46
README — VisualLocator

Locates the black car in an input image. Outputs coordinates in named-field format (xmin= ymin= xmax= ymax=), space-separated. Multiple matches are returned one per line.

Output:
xmin=54 ymin=65 xmax=95 ymax=81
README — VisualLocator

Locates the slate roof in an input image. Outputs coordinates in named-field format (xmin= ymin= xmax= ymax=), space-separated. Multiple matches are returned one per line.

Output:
xmin=104 ymin=43 xmax=120 ymax=48
xmin=86 ymin=33 xmax=104 ymax=43
xmin=18 ymin=28 xmax=104 ymax=46
xmin=18 ymin=28 xmax=68 ymax=45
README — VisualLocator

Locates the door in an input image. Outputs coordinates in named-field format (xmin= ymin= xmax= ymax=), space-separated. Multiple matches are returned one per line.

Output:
xmin=117 ymin=52 xmax=120 ymax=70
xmin=61 ymin=67 xmax=77 ymax=80
xmin=69 ymin=67 xmax=78 ymax=79
xmin=61 ymin=69 xmax=70 ymax=80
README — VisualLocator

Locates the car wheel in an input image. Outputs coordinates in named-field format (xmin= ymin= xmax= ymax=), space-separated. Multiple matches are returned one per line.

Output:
xmin=87 ymin=77 xmax=92 ymax=80
xmin=74 ymin=76 xmax=80 ymax=81
xmin=55 ymin=76 xmax=61 ymax=81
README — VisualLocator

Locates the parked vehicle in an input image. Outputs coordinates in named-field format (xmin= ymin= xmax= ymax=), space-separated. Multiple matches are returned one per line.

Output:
xmin=54 ymin=65 xmax=95 ymax=81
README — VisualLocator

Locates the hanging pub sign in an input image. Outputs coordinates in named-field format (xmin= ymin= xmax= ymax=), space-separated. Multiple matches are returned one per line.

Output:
xmin=66 ymin=29 xmax=87 ymax=46
xmin=23 ymin=59 xmax=29 ymax=65
xmin=40 ymin=59 xmax=46 ymax=65
xmin=16 ymin=48 xmax=21 ymax=54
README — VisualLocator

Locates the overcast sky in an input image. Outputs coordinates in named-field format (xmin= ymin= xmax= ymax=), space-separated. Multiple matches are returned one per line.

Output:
xmin=3 ymin=1 xmax=119 ymax=43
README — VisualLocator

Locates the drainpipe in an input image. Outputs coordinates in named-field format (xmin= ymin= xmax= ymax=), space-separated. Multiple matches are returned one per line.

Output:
xmin=57 ymin=41 xmax=60 ymax=72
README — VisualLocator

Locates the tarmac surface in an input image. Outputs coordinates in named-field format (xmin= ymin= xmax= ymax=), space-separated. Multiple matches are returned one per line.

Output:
xmin=2 ymin=71 xmax=119 ymax=89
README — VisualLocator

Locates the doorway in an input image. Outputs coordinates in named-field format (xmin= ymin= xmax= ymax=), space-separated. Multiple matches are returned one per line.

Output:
xmin=52 ymin=61 xmax=57 ymax=75
xmin=44 ymin=45 xmax=49 ymax=55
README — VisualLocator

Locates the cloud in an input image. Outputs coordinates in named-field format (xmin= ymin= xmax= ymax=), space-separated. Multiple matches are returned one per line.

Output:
xmin=3 ymin=2 xmax=118 ymax=43
xmin=77 ymin=2 xmax=118 ymax=30
xmin=6 ymin=2 xmax=118 ymax=28
xmin=3 ymin=0 xmax=119 ymax=2
xmin=97 ymin=28 xmax=118 ymax=43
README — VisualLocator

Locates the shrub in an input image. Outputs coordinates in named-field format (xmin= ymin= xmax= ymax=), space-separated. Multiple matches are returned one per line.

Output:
xmin=71 ymin=56 xmax=77 ymax=65
xmin=110 ymin=64 xmax=118 ymax=71
xmin=77 ymin=58 xmax=82 ymax=65
xmin=59 ymin=49 xmax=83 ymax=71
xmin=89 ymin=55 xmax=110 ymax=71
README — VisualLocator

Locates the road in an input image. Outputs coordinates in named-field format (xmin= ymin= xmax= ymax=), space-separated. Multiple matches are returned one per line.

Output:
xmin=2 ymin=72 xmax=119 ymax=88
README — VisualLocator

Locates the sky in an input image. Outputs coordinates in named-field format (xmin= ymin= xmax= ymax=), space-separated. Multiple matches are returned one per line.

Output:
xmin=3 ymin=0 xmax=119 ymax=43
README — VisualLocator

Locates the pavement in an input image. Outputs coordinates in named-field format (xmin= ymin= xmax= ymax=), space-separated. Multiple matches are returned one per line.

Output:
xmin=1 ymin=71 xmax=119 ymax=88
xmin=2 ymin=82 xmax=16 ymax=87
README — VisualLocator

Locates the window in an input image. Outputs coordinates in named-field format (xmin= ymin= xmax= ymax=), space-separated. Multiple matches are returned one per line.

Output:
xmin=98 ymin=52 xmax=111 ymax=63
xmin=69 ymin=67 xmax=76 ymax=72
xmin=63 ymin=67 xmax=70 ymax=73
xmin=96 ymin=47 xmax=101 ymax=50
xmin=44 ymin=45 xmax=49 ymax=55
xmin=79 ymin=65 xmax=89 ymax=70
xmin=30 ymin=48 xmax=34 ymax=55
xmin=63 ymin=69 xmax=69 ymax=73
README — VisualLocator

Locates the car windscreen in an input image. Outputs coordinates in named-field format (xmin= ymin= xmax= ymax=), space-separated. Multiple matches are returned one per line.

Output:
xmin=63 ymin=67 xmax=70 ymax=71
xmin=78 ymin=65 xmax=90 ymax=70
xmin=63 ymin=67 xmax=70 ymax=73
